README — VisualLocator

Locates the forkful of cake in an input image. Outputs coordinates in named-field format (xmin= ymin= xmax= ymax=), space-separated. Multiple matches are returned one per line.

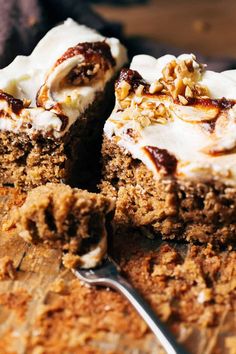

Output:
xmin=4 ymin=183 xmax=189 ymax=354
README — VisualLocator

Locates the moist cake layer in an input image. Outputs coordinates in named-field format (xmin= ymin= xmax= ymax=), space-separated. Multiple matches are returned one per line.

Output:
xmin=101 ymin=137 xmax=236 ymax=244
xmin=102 ymin=54 xmax=236 ymax=244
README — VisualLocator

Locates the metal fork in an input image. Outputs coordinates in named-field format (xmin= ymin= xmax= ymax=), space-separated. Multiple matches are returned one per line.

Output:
xmin=72 ymin=257 xmax=189 ymax=354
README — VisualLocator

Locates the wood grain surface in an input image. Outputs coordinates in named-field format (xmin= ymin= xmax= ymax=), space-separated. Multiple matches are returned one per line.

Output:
xmin=0 ymin=188 xmax=235 ymax=354
xmin=94 ymin=0 xmax=236 ymax=59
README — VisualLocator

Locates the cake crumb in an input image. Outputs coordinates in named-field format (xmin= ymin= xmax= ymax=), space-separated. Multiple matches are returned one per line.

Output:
xmin=225 ymin=336 xmax=236 ymax=354
xmin=197 ymin=288 xmax=213 ymax=304
xmin=0 ymin=256 xmax=16 ymax=280
xmin=62 ymin=253 xmax=81 ymax=270
xmin=31 ymin=345 xmax=45 ymax=354
xmin=49 ymin=278 xmax=67 ymax=294
xmin=158 ymin=302 xmax=171 ymax=321
xmin=6 ymin=183 xmax=114 ymax=269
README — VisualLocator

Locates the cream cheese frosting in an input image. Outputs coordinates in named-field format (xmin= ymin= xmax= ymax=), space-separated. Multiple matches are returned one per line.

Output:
xmin=104 ymin=54 xmax=236 ymax=185
xmin=0 ymin=18 xmax=127 ymax=138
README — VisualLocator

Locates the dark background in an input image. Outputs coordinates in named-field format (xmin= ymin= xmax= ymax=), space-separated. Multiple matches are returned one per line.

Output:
xmin=0 ymin=0 xmax=235 ymax=71
xmin=91 ymin=0 xmax=236 ymax=59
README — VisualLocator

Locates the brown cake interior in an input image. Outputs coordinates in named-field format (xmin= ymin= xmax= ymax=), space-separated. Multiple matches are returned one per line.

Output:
xmin=101 ymin=137 xmax=236 ymax=245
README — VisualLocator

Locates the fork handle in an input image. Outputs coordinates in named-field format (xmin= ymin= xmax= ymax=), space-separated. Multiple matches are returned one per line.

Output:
xmin=103 ymin=274 xmax=189 ymax=354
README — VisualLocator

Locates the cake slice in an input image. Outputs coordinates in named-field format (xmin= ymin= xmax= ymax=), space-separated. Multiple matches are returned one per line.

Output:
xmin=0 ymin=18 xmax=127 ymax=190
xmin=101 ymin=54 xmax=236 ymax=244
xmin=5 ymin=183 xmax=114 ymax=269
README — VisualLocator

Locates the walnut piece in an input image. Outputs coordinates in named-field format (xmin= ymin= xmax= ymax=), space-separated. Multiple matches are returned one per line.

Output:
xmin=116 ymin=80 xmax=131 ymax=100
xmin=160 ymin=56 xmax=208 ymax=102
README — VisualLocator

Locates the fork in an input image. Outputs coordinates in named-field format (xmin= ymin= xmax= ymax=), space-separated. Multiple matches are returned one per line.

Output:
xmin=72 ymin=257 xmax=189 ymax=354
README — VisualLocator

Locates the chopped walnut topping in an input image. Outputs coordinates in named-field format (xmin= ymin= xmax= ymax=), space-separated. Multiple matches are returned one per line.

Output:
xmin=23 ymin=99 xmax=31 ymax=108
xmin=162 ymin=61 xmax=176 ymax=81
xmin=183 ymin=77 xmax=193 ymax=87
xmin=114 ymin=56 xmax=215 ymax=132
xmin=141 ymin=100 xmax=169 ymax=123
xmin=185 ymin=85 xmax=193 ymax=98
xmin=138 ymin=115 xmax=151 ymax=128
xmin=149 ymin=81 xmax=164 ymax=94
xmin=157 ymin=103 xmax=166 ymax=116
xmin=143 ymin=101 xmax=156 ymax=110
xmin=178 ymin=95 xmax=188 ymax=105
xmin=116 ymin=80 xmax=131 ymax=100
xmin=161 ymin=57 xmax=207 ymax=100
xmin=195 ymin=84 xmax=209 ymax=96
xmin=141 ymin=109 xmax=155 ymax=118
xmin=118 ymin=90 xmax=171 ymax=131
xmin=135 ymin=84 xmax=144 ymax=97
xmin=120 ymin=97 xmax=132 ymax=109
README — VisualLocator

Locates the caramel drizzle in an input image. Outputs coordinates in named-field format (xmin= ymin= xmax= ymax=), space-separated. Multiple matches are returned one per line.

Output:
xmin=0 ymin=91 xmax=24 ymax=114
xmin=144 ymin=146 xmax=178 ymax=175
xmin=55 ymin=41 xmax=116 ymax=70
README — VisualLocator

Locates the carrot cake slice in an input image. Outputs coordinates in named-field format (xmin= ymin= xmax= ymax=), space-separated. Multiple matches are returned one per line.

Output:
xmin=101 ymin=54 xmax=236 ymax=244
xmin=0 ymin=18 xmax=127 ymax=189
xmin=5 ymin=183 xmax=114 ymax=269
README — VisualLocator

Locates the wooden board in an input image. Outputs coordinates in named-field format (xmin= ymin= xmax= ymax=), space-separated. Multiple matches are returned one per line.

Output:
xmin=0 ymin=187 xmax=235 ymax=354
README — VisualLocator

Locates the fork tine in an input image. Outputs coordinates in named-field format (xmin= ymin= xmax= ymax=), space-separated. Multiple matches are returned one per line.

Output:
xmin=72 ymin=257 xmax=119 ymax=284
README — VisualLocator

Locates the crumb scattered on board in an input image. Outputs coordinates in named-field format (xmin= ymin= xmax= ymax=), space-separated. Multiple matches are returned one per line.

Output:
xmin=0 ymin=256 xmax=16 ymax=280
